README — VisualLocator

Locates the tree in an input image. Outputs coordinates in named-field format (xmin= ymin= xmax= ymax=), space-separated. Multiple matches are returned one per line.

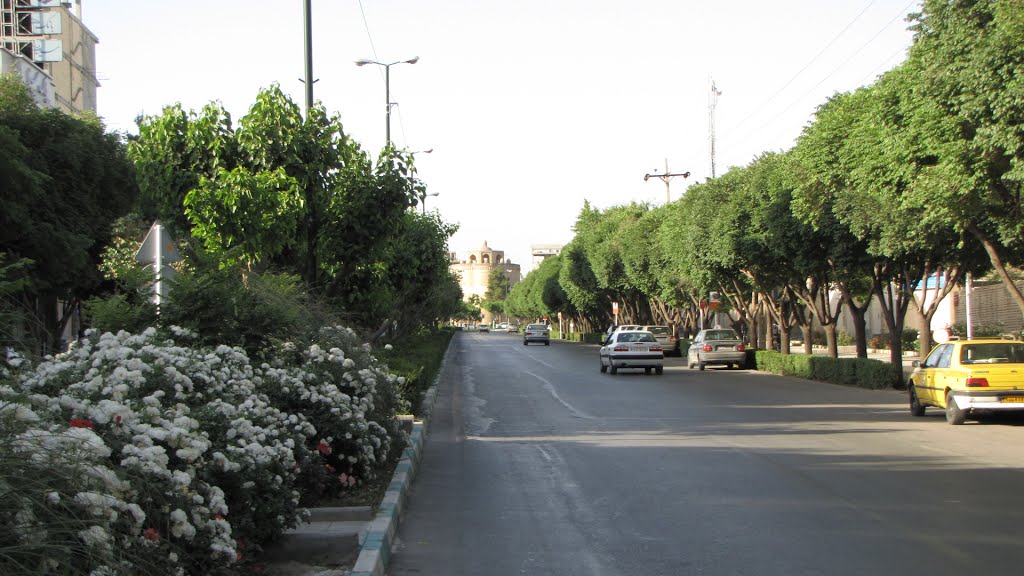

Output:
xmin=0 ymin=75 xmax=137 ymax=355
xmin=905 ymin=0 xmax=1024 ymax=317
xmin=484 ymin=266 xmax=511 ymax=302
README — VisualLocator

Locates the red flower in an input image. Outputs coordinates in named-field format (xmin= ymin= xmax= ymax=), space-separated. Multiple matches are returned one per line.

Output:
xmin=115 ymin=415 xmax=122 ymax=425
xmin=317 ymin=441 xmax=332 ymax=456
xmin=215 ymin=514 xmax=224 ymax=521
xmin=69 ymin=418 xmax=94 ymax=429
xmin=144 ymin=528 xmax=159 ymax=542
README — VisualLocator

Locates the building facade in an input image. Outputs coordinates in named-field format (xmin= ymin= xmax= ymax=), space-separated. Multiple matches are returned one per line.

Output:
xmin=530 ymin=243 xmax=562 ymax=272
xmin=450 ymin=241 xmax=521 ymax=324
xmin=1 ymin=0 xmax=98 ymax=114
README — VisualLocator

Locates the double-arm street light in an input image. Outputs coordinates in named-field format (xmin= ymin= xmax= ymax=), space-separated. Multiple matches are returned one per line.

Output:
xmin=355 ymin=56 xmax=420 ymax=146
xmin=421 ymin=191 xmax=440 ymax=214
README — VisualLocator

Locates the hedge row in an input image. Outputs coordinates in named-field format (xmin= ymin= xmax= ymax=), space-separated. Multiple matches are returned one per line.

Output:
xmin=752 ymin=350 xmax=901 ymax=389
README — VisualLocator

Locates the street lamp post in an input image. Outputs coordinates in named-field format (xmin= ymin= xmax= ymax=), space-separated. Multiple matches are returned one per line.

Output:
xmin=421 ymin=191 xmax=439 ymax=214
xmin=355 ymin=57 xmax=420 ymax=146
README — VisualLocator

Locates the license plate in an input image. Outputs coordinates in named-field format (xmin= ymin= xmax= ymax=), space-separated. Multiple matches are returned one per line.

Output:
xmin=1000 ymin=396 xmax=1024 ymax=403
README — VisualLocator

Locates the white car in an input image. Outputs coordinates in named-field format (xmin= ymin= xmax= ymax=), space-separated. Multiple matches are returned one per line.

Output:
xmin=600 ymin=330 xmax=664 ymax=375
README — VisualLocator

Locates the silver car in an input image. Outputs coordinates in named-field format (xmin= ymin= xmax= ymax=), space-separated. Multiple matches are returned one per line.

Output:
xmin=600 ymin=330 xmax=664 ymax=375
xmin=687 ymin=328 xmax=747 ymax=370
xmin=523 ymin=323 xmax=550 ymax=346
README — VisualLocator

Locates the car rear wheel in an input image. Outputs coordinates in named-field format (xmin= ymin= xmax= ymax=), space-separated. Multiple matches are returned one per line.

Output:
xmin=909 ymin=385 xmax=925 ymax=417
xmin=600 ymin=361 xmax=607 ymax=373
xmin=655 ymin=366 xmax=663 ymax=375
xmin=645 ymin=367 xmax=652 ymax=375
xmin=945 ymin=391 xmax=966 ymax=425
xmin=544 ymin=341 xmax=550 ymax=346
xmin=698 ymin=360 xmax=706 ymax=371
xmin=610 ymin=365 xmax=618 ymax=375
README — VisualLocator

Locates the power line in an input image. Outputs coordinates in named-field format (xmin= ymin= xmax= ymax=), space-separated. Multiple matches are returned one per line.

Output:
xmin=721 ymin=0 xmax=877 ymax=140
xmin=357 ymin=0 xmax=411 ymax=148
xmin=751 ymin=0 xmax=917 ymax=133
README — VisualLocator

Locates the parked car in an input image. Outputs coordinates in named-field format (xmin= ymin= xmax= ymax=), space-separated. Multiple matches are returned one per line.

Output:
xmin=523 ymin=323 xmax=550 ymax=346
xmin=507 ymin=324 xmax=519 ymax=333
xmin=687 ymin=328 xmax=746 ymax=370
xmin=639 ymin=325 xmax=677 ymax=356
xmin=600 ymin=330 xmax=664 ymax=375
xmin=908 ymin=336 xmax=1024 ymax=425
xmin=478 ymin=324 xmax=490 ymax=332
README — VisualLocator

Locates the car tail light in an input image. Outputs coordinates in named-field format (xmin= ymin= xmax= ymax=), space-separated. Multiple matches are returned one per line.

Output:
xmin=650 ymin=346 xmax=663 ymax=352
xmin=966 ymin=377 xmax=989 ymax=387
xmin=736 ymin=344 xmax=746 ymax=351
xmin=703 ymin=345 xmax=713 ymax=352
xmin=613 ymin=346 xmax=629 ymax=352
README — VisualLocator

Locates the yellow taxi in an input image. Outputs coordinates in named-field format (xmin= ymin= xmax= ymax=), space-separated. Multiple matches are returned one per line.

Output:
xmin=908 ymin=336 xmax=1024 ymax=425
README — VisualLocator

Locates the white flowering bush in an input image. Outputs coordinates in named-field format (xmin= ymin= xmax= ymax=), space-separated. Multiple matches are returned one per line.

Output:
xmin=263 ymin=325 xmax=406 ymax=499
xmin=0 ymin=324 xmax=407 ymax=575
xmin=1 ymin=328 xmax=320 ymax=574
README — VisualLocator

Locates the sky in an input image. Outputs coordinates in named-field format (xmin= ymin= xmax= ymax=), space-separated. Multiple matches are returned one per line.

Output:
xmin=84 ymin=0 xmax=921 ymax=274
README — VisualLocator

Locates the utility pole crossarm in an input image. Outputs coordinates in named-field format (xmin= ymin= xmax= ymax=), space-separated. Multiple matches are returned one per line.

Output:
xmin=644 ymin=158 xmax=690 ymax=203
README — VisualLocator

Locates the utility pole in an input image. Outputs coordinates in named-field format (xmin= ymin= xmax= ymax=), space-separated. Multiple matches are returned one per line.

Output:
xmin=709 ymin=79 xmax=722 ymax=178
xmin=644 ymin=159 xmax=690 ymax=203
xmin=303 ymin=0 xmax=313 ymax=114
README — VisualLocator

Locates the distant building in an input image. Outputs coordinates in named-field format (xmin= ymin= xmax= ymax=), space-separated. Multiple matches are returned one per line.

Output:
xmin=450 ymin=241 xmax=521 ymax=324
xmin=530 ymin=243 xmax=562 ymax=271
xmin=1 ymin=0 xmax=98 ymax=114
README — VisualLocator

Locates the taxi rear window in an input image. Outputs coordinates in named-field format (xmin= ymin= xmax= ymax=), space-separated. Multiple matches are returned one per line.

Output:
xmin=961 ymin=343 xmax=1024 ymax=364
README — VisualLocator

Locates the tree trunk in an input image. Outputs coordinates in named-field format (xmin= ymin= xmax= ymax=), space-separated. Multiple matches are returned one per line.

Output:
xmin=913 ymin=265 xmax=964 ymax=362
xmin=969 ymin=224 xmax=1024 ymax=318
xmin=838 ymin=283 xmax=875 ymax=359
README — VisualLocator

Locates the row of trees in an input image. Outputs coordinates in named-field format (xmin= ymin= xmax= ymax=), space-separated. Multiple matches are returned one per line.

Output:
xmin=1 ymin=78 xmax=465 ymax=357
xmin=506 ymin=0 xmax=1024 ymax=365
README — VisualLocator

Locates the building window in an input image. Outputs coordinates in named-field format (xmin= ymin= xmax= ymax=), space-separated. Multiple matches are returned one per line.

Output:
xmin=482 ymin=254 xmax=490 ymax=264
xmin=469 ymin=255 xmax=477 ymax=263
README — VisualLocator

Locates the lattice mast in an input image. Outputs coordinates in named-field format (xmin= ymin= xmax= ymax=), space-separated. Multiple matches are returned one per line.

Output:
xmin=708 ymin=79 xmax=722 ymax=178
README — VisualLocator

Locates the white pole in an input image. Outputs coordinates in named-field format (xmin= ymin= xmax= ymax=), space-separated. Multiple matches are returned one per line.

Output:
xmin=154 ymin=223 xmax=163 ymax=311
xmin=965 ymin=273 xmax=973 ymax=339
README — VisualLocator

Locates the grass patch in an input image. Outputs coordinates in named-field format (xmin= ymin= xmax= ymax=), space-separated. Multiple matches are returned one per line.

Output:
xmin=324 ymin=329 xmax=452 ymax=509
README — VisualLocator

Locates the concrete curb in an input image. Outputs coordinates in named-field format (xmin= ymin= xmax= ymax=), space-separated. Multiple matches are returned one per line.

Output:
xmin=349 ymin=348 xmax=445 ymax=576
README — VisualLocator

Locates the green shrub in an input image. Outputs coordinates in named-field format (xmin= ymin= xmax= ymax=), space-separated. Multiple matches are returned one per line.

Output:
xmin=377 ymin=328 xmax=454 ymax=416
xmin=901 ymin=329 xmax=919 ymax=352
xmin=837 ymin=330 xmax=855 ymax=346
xmin=751 ymin=351 xmax=899 ymax=389
xmin=83 ymin=292 xmax=159 ymax=335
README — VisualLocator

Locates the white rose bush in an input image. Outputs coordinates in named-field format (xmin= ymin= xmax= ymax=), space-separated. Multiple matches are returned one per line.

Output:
xmin=0 ymin=325 xmax=405 ymax=576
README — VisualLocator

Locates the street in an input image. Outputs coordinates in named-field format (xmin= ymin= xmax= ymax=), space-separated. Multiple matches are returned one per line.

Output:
xmin=387 ymin=331 xmax=1024 ymax=576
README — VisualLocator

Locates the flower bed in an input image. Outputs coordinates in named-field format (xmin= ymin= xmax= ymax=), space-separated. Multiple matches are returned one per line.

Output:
xmin=0 ymin=325 xmax=404 ymax=576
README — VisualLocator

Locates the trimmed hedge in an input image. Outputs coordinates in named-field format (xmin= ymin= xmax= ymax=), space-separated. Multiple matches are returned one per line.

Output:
xmin=752 ymin=350 xmax=901 ymax=390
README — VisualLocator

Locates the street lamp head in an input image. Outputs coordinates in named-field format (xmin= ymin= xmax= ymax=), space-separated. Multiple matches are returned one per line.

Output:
xmin=355 ymin=59 xmax=375 ymax=66
xmin=405 ymin=56 xmax=420 ymax=65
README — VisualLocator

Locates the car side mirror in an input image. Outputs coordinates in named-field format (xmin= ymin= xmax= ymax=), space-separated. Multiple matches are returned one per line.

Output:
xmin=912 ymin=360 xmax=920 ymax=368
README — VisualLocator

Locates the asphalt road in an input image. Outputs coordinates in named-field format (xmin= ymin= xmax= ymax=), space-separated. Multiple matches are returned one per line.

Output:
xmin=386 ymin=331 xmax=1024 ymax=576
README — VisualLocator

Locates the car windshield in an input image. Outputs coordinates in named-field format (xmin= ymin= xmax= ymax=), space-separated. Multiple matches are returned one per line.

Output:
xmin=960 ymin=343 xmax=1024 ymax=364
xmin=617 ymin=332 xmax=656 ymax=343
xmin=705 ymin=330 xmax=739 ymax=341
xmin=526 ymin=324 xmax=547 ymax=330
xmin=646 ymin=327 xmax=671 ymax=336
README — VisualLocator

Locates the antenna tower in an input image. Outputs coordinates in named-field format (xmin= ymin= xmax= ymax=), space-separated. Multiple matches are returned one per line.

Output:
xmin=708 ymin=79 xmax=722 ymax=178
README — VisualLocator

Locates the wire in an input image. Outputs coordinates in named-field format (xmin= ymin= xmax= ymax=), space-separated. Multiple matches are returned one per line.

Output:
xmin=722 ymin=0 xmax=877 ymax=139
xmin=723 ymin=0 xmax=918 ymax=146
xmin=754 ymin=0 xmax=917 ymax=130
xmin=357 ymin=0 xmax=411 ymax=148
